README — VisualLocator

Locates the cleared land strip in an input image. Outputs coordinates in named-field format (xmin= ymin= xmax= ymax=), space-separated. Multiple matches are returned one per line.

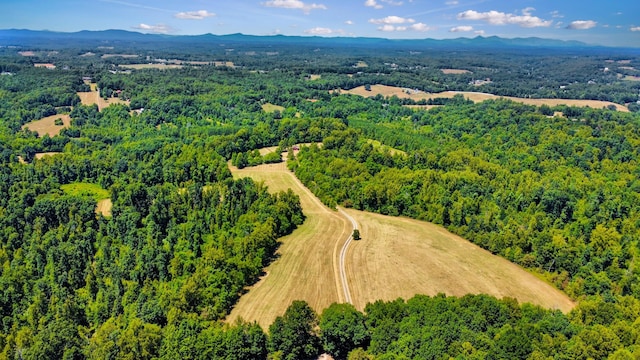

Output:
xmin=227 ymin=157 xmax=351 ymax=329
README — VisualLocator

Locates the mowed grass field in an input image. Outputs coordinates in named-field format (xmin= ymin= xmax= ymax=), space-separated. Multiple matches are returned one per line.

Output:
xmin=227 ymin=152 xmax=351 ymax=329
xmin=77 ymin=83 xmax=129 ymax=110
xmin=22 ymin=114 xmax=71 ymax=137
xmin=343 ymin=209 xmax=575 ymax=313
xmin=342 ymin=84 xmax=630 ymax=112
xmin=227 ymin=147 xmax=575 ymax=328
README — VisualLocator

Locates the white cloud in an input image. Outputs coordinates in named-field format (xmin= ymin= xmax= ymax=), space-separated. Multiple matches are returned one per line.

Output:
xmin=445 ymin=0 xmax=459 ymax=5
xmin=457 ymin=9 xmax=552 ymax=28
xmin=474 ymin=30 xmax=485 ymax=35
xmin=175 ymin=10 xmax=215 ymax=20
xmin=551 ymin=10 xmax=563 ymax=18
xmin=450 ymin=25 xmax=473 ymax=32
xmin=345 ymin=20 xmax=354 ymax=25
xmin=566 ymin=20 xmax=597 ymax=30
xmin=263 ymin=0 xmax=327 ymax=14
xmin=631 ymin=26 xmax=640 ymax=32
xmin=365 ymin=0 xmax=383 ymax=9
xmin=305 ymin=27 xmax=344 ymax=35
xmin=133 ymin=23 xmax=173 ymax=34
xmin=365 ymin=0 xmax=403 ymax=8
xmin=521 ymin=7 xmax=535 ymax=16
xmin=410 ymin=23 xmax=431 ymax=31
xmin=369 ymin=15 xmax=415 ymax=24
xmin=375 ymin=22 xmax=432 ymax=32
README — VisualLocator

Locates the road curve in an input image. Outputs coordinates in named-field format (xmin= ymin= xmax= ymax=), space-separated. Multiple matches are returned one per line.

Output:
xmin=337 ymin=207 xmax=357 ymax=305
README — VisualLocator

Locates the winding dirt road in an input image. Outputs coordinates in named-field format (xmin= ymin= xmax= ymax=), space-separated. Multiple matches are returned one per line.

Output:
xmin=337 ymin=208 xmax=357 ymax=305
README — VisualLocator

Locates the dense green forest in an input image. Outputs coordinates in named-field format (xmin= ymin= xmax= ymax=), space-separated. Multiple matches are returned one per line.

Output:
xmin=1 ymin=39 xmax=640 ymax=359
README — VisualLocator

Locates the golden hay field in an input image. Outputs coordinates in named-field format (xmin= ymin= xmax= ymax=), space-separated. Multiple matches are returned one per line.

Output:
xmin=344 ymin=209 xmax=575 ymax=313
xmin=96 ymin=199 xmax=113 ymax=217
xmin=227 ymin=153 xmax=350 ymax=329
xmin=22 ymin=114 xmax=71 ymax=137
xmin=77 ymin=84 xmax=129 ymax=110
xmin=227 ymin=146 xmax=575 ymax=328
xmin=341 ymin=84 xmax=630 ymax=112
xmin=441 ymin=69 xmax=472 ymax=74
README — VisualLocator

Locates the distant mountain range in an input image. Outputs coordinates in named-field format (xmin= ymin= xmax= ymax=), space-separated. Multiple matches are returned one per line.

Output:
xmin=0 ymin=29 xmax=626 ymax=51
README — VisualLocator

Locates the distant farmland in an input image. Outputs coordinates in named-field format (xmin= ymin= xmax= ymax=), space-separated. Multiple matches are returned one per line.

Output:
xmin=341 ymin=84 xmax=630 ymax=112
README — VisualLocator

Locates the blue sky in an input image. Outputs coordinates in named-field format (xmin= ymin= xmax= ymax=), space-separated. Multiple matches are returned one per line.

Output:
xmin=3 ymin=0 xmax=640 ymax=47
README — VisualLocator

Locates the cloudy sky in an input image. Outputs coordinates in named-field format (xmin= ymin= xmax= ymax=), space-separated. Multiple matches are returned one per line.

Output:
xmin=3 ymin=0 xmax=639 ymax=47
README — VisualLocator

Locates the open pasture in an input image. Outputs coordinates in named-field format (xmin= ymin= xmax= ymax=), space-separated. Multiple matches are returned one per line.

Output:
xmin=441 ymin=69 xmax=472 ymax=74
xmin=344 ymin=209 xmax=575 ymax=313
xmin=77 ymin=83 xmax=129 ymax=110
xmin=22 ymin=114 xmax=71 ymax=137
xmin=227 ymin=157 xmax=350 ymax=329
xmin=341 ymin=84 xmax=629 ymax=112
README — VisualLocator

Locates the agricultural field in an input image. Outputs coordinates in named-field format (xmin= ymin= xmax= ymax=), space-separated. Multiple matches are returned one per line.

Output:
xmin=119 ymin=64 xmax=183 ymax=70
xmin=228 ymin=146 xmax=575 ymax=328
xmin=344 ymin=209 xmax=575 ymax=312
xmin=21 ymin=114 xmax=71 ymax=137
xmin=101 ymin=54 xmax=138 ymax=59
xmin=342 ymin=84 xmax=630 ymax=112
xmin=441 ymin=69 xmax=472 ymax=74
xmin=228 ymin=156 xmax=349 ymax=329
xmin=77 ymin=83 xmax=129 ymax=110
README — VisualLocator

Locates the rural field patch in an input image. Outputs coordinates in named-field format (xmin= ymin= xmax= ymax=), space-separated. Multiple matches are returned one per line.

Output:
xmin=77 ymin=83 xmax=129 ymax=110
xmin=441 ymin=69 xmax=472 ymax=74
xmin=341 ymin=84 xmax=629 ymax=112
xmin=22 ymin=114 xmax=71 ymax=137
xmin=261 ymin=103 xmax=285 ymax=113
xmin=343 ymin=209 xmax=575 ymax=313
xmin=60 ymin=183 xmax=112 ymax=216
xmin=227 ymin=157 xmax=349 ymax=329
xmin=120 ymin=64 xmax=183 ymax=70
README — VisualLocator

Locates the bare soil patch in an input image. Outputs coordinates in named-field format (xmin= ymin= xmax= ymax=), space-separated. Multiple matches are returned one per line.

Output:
xmin=344 ymin=209 xmax=575 ymax=313
xmin=19 ymin=51 xmax=35 ymax=56
xmin=22 ymin=114 xmax=71 ymax=137
xmin=308 ymin=74 xmax=322 ymax=80
xmin=441 ymin=69 xmax=472 ymax=74
xmin=213 ymin=61 xmax=235 ymax=68
xmin=342 ymin=85 xmax=629 ymax=112
xmin=354 ymin=61 xmax=368 ymax=68
xmin=623 ymin=75 xmax=640 ymax=82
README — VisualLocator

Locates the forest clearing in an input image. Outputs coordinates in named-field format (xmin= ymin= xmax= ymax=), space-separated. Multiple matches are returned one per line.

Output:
xmin=21 ymin=113 xmax=71 ymax=137
xmin=228 ymin=146 xmax=575 ymax=328
xmin=76 ymin=83 xmax=129 ymax=110
xmin=342 ymin=84 xmax=630 ymax=112
xmin=228 ymin=155 xmax=350 ymax=329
